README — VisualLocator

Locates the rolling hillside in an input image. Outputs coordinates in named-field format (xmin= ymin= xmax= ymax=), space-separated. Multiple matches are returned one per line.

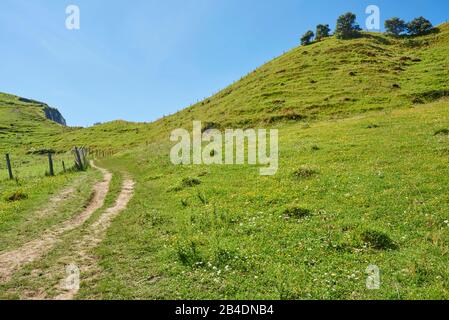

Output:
xmin=2 ymin=23 xmax=449 ymax=152
xmin=0 ymin=93 xmax=70 ymax=154
xmin=1 ymin=23 xmax=449 ymax=300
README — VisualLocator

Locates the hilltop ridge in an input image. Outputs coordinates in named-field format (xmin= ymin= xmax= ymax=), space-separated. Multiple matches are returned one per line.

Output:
xmin=0 ymin=93 xmax=66 ymax=126
xmin=163 ymin=22 xmax=449 ymax=130
xmin=0 ymin=93 xmax=71 ymax=153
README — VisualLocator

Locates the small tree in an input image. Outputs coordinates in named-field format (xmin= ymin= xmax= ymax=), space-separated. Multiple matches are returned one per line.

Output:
xmin=301 ymin=30 xmax=315 ymax=46
xmin=335 ymin=12 xmax=361 ymax=39
xmin=385 ymin=17 xmax=407 ymax=36
xmin=407 ymin=17 xmax=433 ymax=36
xmin=316 ymin=24 xmax=331 ymax=40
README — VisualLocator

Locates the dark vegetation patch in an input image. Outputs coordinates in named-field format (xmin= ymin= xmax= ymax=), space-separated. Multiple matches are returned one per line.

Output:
xmin=168 ymin=177 xmax=202 ymax=192
xmin=176 ymin=240 xmax=250 ymax=271
xmin=196 ymin=191 xmax=208 ymax=205
xmin=401 ymin=39 xmax=430 ymax=49
xmin=26 ymin=148 xmax=57 ymax=155
xmin=18 ymin=97 xmax=45 ymax=105
xmin=292 ymin=166 xmax=319 ymax=179
xmin=5 ymin=190 xmax=28 ymax=202
xmin=271 ymin=100 xmax=286 ymax=109
xmin=177 ymin=240 xmax=204 ymax=267
xmin=434 ymin=128 xmax=449 ymax=136
xmin=360 ymin=230 xmax=397 ymax=250
xmin=213 ymin=247 xmax=250 ymax=271
xmin=182 ymin=177 xmax=201 ymax=188
xmin=411 ymin=90 xmax=449 ymax=104
xmin=181 ymin=199 xmax=189 ymax=207
xmin=282 ymin=206 xmax=312 ymax=220
xmin=220 ymin=88 xmax=233 ymax=98
xmin=264 ymin=110 xmax=306 ymax=124
xmin=202 ymin=122 xmax=221 ymax=133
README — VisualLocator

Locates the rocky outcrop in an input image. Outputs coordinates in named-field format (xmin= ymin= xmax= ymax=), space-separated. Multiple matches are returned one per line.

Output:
xmin=15 ymin=96 xmax=67 ymax=126
xmin=43 ymin=106 xmax=67 ymax=126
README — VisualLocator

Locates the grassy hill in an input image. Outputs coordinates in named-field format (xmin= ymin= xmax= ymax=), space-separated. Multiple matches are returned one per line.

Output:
xmin=0 ymin=93 xmax=71 ymax=154
xmin=1 ymin=24 xmax=449 ymax=299
xmin=2 ymin=24 xmax=449 ymax=152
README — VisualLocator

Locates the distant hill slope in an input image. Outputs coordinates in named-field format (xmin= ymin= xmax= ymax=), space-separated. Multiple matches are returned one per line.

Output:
xmin=0 ymin=94 xmax=66 ymax=126
xmin=64 ymin=22 xmax=449 ymax=150
xmin=0 ymin=93 xmax=72 ymax=153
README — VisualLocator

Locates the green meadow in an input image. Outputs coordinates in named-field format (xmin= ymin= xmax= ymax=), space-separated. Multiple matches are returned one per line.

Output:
xmin=0 ymin=23 xmax=448 ymax=299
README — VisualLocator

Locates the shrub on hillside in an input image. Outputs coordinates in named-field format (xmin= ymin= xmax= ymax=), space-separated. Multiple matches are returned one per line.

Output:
xmin=316 ymin=24 xmax=331 ymax=40
xmin=335 ymin=12 xmax=361 ymax=39
xmin=5 ymin=189 xmax=28 ymax=202
xmin=385 ymin=17 xmax=407 ymax=36
xmin=300 ymin=30 xmax=315 ymax=46
xmin=407 ymin=17 xmax=433 ymax=36
xmin=360 ymin=230 xmax=397 ymax=250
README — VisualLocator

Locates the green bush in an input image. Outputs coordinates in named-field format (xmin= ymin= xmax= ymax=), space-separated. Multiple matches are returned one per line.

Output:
xmin=316 ymin=24 xmax=331 ymax=40
xmin=301 ymin=30 xmax=315 ymax=46
xmin=407 ymin=17 xmax=433 ymax=36
xmin=385 ymin=17 xmax=407 ymax=36
xmin=335 ymin=12 xmax=361 ymax=39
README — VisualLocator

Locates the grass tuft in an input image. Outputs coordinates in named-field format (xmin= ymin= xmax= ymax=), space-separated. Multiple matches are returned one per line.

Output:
xmin=4 ymin=189 xmax=28 ymax=202
xmin=360 ymin=230 xmax=397 ymax=250
xmin=292 ymin=166 xmax=319 ymax=179
xmin=182 ymin=177 xmax=201 ymax=187
xmin=282 ymin=206 xmax=312 ymax=220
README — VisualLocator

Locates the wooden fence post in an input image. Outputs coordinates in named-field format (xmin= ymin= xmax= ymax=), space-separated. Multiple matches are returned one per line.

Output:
xmin=74 ymin=147 xmax=83 ymax=170
xmin=48 ymin=152 xmax=54 ymax=176
xmin=5 ymin=153 xmax=13 ymax=180
xmin=80 ymin=147 xmax=87 ymax=168
xmin=62 ymin=160 xmax=66 ymax=173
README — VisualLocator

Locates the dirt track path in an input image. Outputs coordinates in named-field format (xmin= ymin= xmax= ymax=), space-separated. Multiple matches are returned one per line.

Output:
xmin=0 ymin=162 xmax=112 ymax=282
xmin=55 ymin=176 xmax=135 ymax=300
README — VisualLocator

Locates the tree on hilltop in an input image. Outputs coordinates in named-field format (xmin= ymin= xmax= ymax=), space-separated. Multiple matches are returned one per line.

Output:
xmin=385 ymin=17 xmax=407 ymax=36
xmin=301 ymin=30 xmax=315 ymax=45
xmin=316 ymin=24 xmax=331 ymax=40
xmin=407 ymin=17 xmax=433 ymax=36
xmin=335 ymin=12 xmax=361 ymax=39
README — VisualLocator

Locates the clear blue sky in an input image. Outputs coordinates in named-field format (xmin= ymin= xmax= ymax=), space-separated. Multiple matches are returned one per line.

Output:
xmin=1 ymin=0 xmax=448 ymax=126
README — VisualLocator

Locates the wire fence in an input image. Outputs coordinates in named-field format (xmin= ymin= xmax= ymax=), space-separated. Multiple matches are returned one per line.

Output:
xmin=0 ymin=152 xmax=73 ymax=181
xmin=0 ymin=147 xmax=106 ymax=182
